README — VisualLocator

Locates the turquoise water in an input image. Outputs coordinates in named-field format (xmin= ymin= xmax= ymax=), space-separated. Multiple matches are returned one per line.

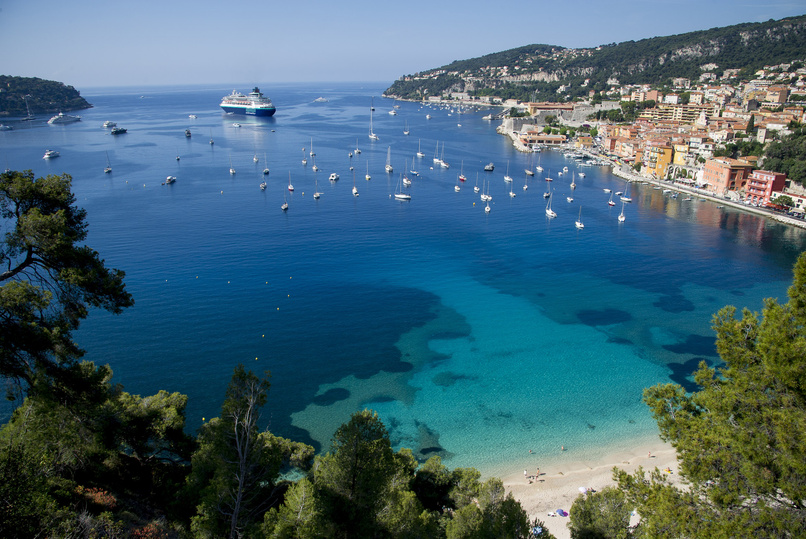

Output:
xmin=3 ymin=82 xmax=804 ymax=476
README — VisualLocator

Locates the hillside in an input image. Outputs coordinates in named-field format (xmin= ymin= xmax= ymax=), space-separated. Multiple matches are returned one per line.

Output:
xmin=385 ymin=14 xmax=806 ymax=102
xmin=0 ymin=76 xmax=92 ymax=116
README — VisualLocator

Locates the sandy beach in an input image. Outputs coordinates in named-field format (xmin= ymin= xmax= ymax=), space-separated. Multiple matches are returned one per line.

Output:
xmin=504 ymin=441 xmax=681 ymax=539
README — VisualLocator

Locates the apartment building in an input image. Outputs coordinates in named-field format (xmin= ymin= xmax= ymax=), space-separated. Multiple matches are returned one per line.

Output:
xmin=701 ymin=157 xmax=754 ymax=195
xmin=745 ymin=170 xmax=787 ymax=206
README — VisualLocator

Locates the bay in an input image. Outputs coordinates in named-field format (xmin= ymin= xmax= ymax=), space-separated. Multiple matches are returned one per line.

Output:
xmin=3 ymin=82 xmax=805 ymax=477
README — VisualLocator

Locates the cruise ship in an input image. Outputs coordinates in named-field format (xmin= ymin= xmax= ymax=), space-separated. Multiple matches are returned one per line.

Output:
xmin=219 ymin=87 xmax=276 ymax=117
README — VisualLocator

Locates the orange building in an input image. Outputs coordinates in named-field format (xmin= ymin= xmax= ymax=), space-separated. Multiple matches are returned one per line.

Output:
xmin=701 ymin=157 xmax=754 ymax=195
xmin=745 ymin=170 xmax=787 ymax=206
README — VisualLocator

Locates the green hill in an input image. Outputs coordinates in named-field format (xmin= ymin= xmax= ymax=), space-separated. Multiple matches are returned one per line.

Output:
xmin=385 ymin=14 xmax=806 ymax=102
xmin=0 ymin=75 xmax=92 ymax=116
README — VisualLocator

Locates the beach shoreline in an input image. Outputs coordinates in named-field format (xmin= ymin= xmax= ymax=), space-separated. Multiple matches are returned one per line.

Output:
xmin=503 ymin=440 xmax=681 ymax=539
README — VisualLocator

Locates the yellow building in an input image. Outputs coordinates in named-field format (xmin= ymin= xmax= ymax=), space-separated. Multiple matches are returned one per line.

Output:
xmin=643 ymin=140 xmax=674 ymax=178
xmin=672 ymin=143 xmax=690 ymax=166
xmin=575 ymin=136 xmax=593 ymax=149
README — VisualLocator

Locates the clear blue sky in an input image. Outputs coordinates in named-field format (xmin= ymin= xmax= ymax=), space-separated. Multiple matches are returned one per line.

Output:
xmin=1 ymin=0 xmax=803 ymax=89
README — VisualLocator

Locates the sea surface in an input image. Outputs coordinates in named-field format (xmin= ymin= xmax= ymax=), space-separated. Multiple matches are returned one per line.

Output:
xmin=3 ymin=82 xmax=805 ymax=478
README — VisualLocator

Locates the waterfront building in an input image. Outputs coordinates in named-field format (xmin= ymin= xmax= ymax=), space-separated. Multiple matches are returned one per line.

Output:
xmin=746 ymin=170 xmax=787 ymax=206
xmin=642 ymin=140 xmax=674 ymax=179
xmin=702 ymin=157 xmax=755 ymax=195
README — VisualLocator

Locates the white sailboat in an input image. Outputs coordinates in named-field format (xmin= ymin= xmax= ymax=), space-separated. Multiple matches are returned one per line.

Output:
xmin=394 ymin=174 xmax=411 ymax=200
xmin=314 ymin=179 xmax=322 ymax=199
xmin=474 ymin=173 xmax=480 ymax=193
xmin=253 ymin=152 xmax=259 ymax=163
xmin=536 ymin=154 xmax=544 ymax=173
xmin=209 ymin=130 xmax=214 ymax=145
xmin=485 ymin=200 xmax=491 ymax=213
xmin=416 ymin=139 xmax=425 ymax=158
xmin=369 ymin=99 xmax=379 ymax=140
xmin=439 ymin=142 xmax=449 ymax=168
xmin=309 ymin=138 xmax=315 ymax=157
xmin=281 ymin=193 xmax=288 ymax=211
xmin=525 ymin=153 xmax=534 ymax=176
xmin=608 ymin=192 xmax=616 ymax=206
xmin=403 ymin=120 xmax=409 ymax=136
xmin=403 ymin=159 xmax=412 ymax=186
xmin=433 ymin=142 xmax=442 ymax=166
xmin=263 ymin=153 xmax=270 ymax=175
xmin=504 ymin=161 xmax=513 ymax=183
xmin=545 ymin=190 xmax=556 ymax=218
xmin=352 ymin=171 xmax=359 ymax=196
xmin=288 ymin=172 xmax=294 ymax=192
xmin=570 ymin=172 xmax=576 ymax=190
xmin=312 ymin=155 xmax=319 ymax=172
xmin=301 ymin=148 xmax=307 ymax=166
xmin=459 ymin=160 xmax=466 ymax=182
xmin=409 ymin=156 xmax=419 ymax=176
xmin=509 ymin=180 xmax=516 ymax=198
xmin=229 ymin=154 xmax=236 ymax=175
xmin=575 ymin=207 xmax=584 ymax=229
xmin=355 ymin=138 xmax=361 ymax=154
xmin=455 ymin=175 xmax=461 ymax=192
xmin=366 ymin=161 xmax=371 ymax=181
xmin=618 ymin=201 xmax=626 ymax=222
xmin=385 ymin=146 xmax=393 ymax=173
xmin=620 ymin=184 xmax=632 ymax=203
xmin=103 ymin=151 xmax=112 ymax=174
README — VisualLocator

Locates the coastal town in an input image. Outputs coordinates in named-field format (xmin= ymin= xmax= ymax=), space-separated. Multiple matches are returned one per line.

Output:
xmin=410 ymin=59 xmax=806 ymax=227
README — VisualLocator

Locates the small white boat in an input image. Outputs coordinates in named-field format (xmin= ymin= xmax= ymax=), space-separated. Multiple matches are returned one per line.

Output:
xmin=416 ymin=139 xmax=425 ymax=158
xmin=603 ymin=188 xmax=611 ymax=193
xmin=329 ymin=172 xmax=339 ymax=182
xmin=263 ymin=153 xmax=270 ymax=175
xmin=314 ymin=179 xmax=322 ymax=199
xmin=388 ymin=110 xmax=397 ymax=115
xmin=352 ymin=171 xmax=359 ymax=196
xmin=229 ymin=155 xmax=236 ymax=175
xmin=403 ymin=120 xmax=409 ymax=135
xmin=164 ymin=176 xmax=176 ymax=184
xmin=365 ymin=162 xmax=371 ymax=181
xmin=288 ymin=172 xmax=295 ymax=191
xmin=575 ymin=207 xmax=584 ymax=229
xmin=618 ymin=202 xmax=626 ymax=222
xmin=578 ymin=172 xmax=586 ymax=178
xmin=485 ymin=201 xmax=491 ymax=213
xmin=188 ymin=114 xmax=197 ymax=119
xmin=504 ymin=161 xmax=512 ymax=183
xmin=232 ymin=123 xmax=241 ymax=127
xmin=43 ymin=150 xmax=60 ymax=159
xmin=394 ymin=175 xmax=411 ymax=200
xmin=260 ymin=181 xmax=267 ymax=190
xmin=281 ymin=195 xmax=289 ymax=212
xmin=104 ymin=151 xmax=112 ymax=174
xmin=102 ymin=120 xmax=116 ymax=128
xmin=567 ymin=196 xmax=574 ymax=203
xmin=253 ymin=153 xmax=259 ymax=163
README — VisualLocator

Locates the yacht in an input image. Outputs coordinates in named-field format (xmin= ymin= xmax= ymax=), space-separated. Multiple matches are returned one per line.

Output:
xmin=42 ymin=150 xmax=60 ymax=159
xmin=47 ymin=112 xmax=81 ymax=124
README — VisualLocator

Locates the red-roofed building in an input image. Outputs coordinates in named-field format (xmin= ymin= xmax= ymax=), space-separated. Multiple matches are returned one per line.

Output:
xmin=701 ymin=157 xmax=754 ymax=195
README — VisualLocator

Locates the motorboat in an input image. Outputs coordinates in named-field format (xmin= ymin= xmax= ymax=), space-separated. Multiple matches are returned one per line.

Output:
xmin=102 ymin=120 xmax=116 ymax=128
xmin=329 ymin=173 xmax=339 ymax=182
xmin=42 ymin=149 xmax=60 ymax=159
xmin=164 ymin=176 xmax=176 ymax=184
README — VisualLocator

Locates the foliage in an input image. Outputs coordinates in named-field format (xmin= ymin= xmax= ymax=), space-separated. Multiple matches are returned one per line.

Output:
xmin=0 ymin=75 xmax=91 ymax=115
xmin=773 ymin=195 xmax=794 ymax=208
xmin=569 ymin=486 xmax=633 ymax=539
xmin=763 ymin=127 xmax=806 ymax=186
xmin=0 ymin=170 xmax=133 ymax=397
xmin=385 ymin=15 xmax=806 ymax=101
xmin=615 ymin=253 xmax=806 ymax=536
xmin=713 ymin=139 xmax=764 ymax=159
xmin=188 ymin=365 xmax=312 ymax=539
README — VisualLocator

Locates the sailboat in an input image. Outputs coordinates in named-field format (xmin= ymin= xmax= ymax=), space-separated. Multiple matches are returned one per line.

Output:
xmin=459 ymin=160 xmax=466 ymax=182
xmin=504 ymin=161 xmax=513 ymax=183
xmin=229 ymin=155 xmax=235 ymax=175
xmin=536 ymin=154 xmax=544 ymax=173
xmin=314 ymin=179 xmax=322 ymax=199
xmin=416 ymin=139 xmax=425 ymax=158
xmin=209 ymin=130 xmax=214 ymax=145
xmin=620 ymin=184 xmax=632 ymax=203
xmin=103 ymin=151 xmax=112 ymax=174
xmin=21 ymin=95 xmax=35 ymax=121
xmin=352 ymin=170 xmax=359 ymax=196
xmin=545 ymin=190 xmax=557 ymax=218
xmin=301 ymin=148 xmax=307 ymax=166
xmin=263 ymin=153 xmax=270 ymax=175
xmin=525 ymin=153 xmax=534 ymax=176
xmin=409 ymin=156 xmax=419 ymax=176
xmin=439 ymin=142 xmax=449 ymax=168
xmin=618 ymin=201 xmax=626 ymax=222
xmin=253 ymin=152 xmax=259 ymax=163
xmin=403 ymin=120 xmax=409 ymax=136
xmin=312 ymin=155 xmax=319 ymax=172
xmin=403 ymin=159 xmax=412 ymax=186
xmin=570 ymin=172 xmax=576 ymax=190
xmin=567 ymin=195 xmax=574 ymax=203
xmin=522 ymin=173 xmax=528 ymax=191
xmin=281 ymin=193 xmax=288 ymax=211
xmin=455 ymin=175 xmax=461 ymax=192
xmin=543 ymin=179 xmax=551 ymax=199
xmin=385 ymin=146 xmax=393 ymax=173
xmin=310 ymin=138 xmax=316 ymax=157
xmin=355 ymin=138 xmax=361 ymax=154
xmin=433 ymin=142 xmax=442 ymax=166
xmin=394 ymin=174 xmax=411 ymax=200
xmin=608 ymin=192 xmax=616 ymax=206
xmin=260 ymin=180 xmax=267 ymax=190
xmin=287 ymin=172 xmax=294 ymax=192
xmin=474 ymin=173 xmax=480 ymax=193
xmin=509 ymin=180 xmax=516 ymax=198
xmin=369 ymin=99 xmax=379 ymax=140
xmin=485 ymin=200 xmax=491 ymax=213
xmin=365 ymin=161 xmax=371 ymax=181
xmin=575 ymin=207 xmax=584 ymax=229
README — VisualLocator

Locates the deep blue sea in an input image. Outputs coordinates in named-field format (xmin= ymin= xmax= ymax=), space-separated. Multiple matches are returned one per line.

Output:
xmin=3 ymin=82 xmax=805 ymax=477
